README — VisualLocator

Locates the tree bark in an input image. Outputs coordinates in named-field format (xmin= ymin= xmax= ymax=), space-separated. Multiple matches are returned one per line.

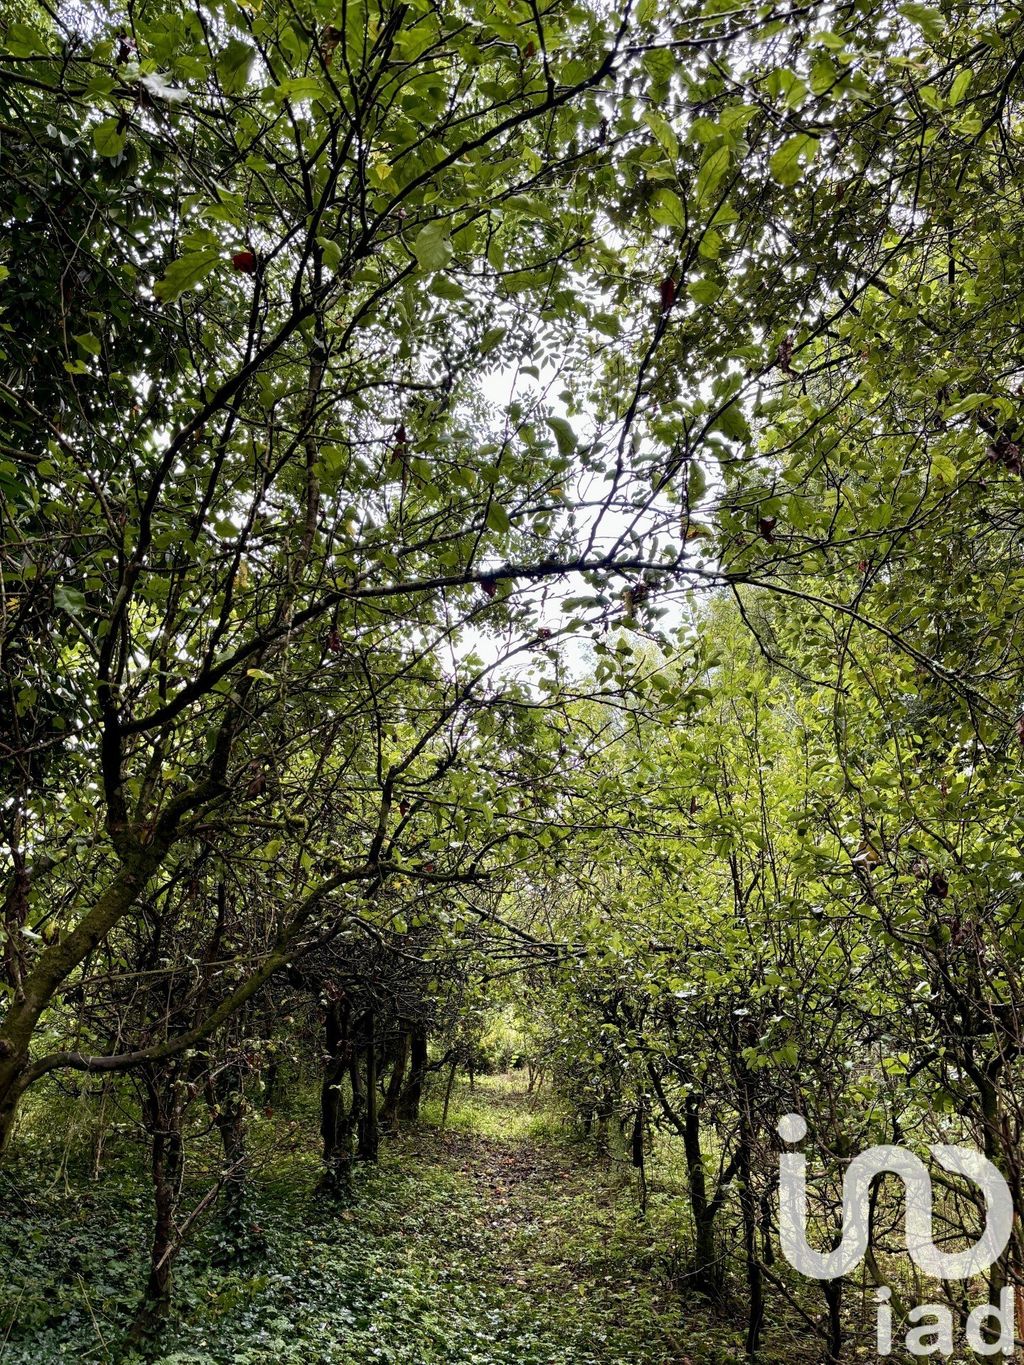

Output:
xmin=822 ymin=1278 xmax=842 ymax=1365
xmin=131 ymin=1066 xmax=184 ymax=1342
xmin=398 ymin=1021 xmax=427 ymax=1123
xmin=631 ymin=1097 xmax=648 ymax=1214
xmin=379 ymin=1028 xmax=409 ymax=1132
xmin=683 ymin=1095 xmax=723 ymax=1295
xmin=0 ymin=1072 xmax=24 ymax=1155
xmin=646 ymin=1065 xmax=739 ymax=1298
xmin=0 ymin=805 xmax=211 ymax=1157
xmin=357 ymin=1012 xmax=379 ymax=1162
xmin=440 ymin=1057 xmax=458 ymax=1132
xmin=210 ymin=1063 xmax=263 ymax=1263
xmin=738 ymin=1117 xmax=764 ymax=1359
xmin=318 ymin=997 xmax=354 ymax=1198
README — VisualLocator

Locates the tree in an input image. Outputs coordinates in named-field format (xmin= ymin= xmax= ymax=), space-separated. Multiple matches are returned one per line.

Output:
xmin=0 ymin=0 xmax=652 ymax=1148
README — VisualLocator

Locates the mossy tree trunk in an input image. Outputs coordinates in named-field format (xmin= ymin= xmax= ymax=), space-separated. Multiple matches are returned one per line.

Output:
xmin=210 ymin=1062 xmax=264 ymax=1264
xmin=131 ymin=1064 xmax=185 ymax=1342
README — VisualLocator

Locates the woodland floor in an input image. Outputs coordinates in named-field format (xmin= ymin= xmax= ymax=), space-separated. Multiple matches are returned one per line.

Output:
xmin=0 ymin=1074 xmax=820 ymax=1365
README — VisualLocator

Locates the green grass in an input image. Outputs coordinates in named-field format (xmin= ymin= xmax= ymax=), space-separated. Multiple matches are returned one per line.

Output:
xmin=0 ymin=1073 xmax=667 ymax=1363
xmin=0 ymin=1070 xmax=819 ymax=1364
xmin=418 ymin=1071 xmax=569 ymax=1144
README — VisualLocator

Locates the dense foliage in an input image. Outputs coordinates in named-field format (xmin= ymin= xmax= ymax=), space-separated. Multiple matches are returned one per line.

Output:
xmin=3 ymin=0 xmax=1024 ymax=1358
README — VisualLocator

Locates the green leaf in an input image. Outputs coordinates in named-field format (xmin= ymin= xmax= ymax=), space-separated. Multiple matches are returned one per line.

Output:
xmin=650 ymin=188 xmax=686 ymax=229
xmin=273 ymin=77 xmax=325 ymax=104
xmin=899 ymin=2 xmax=944 ymax=43
xmin=486 ymin=503 xmax=511 ymax=533
xmin=546 ymin=417 xmax=577 ymax=456
xmin=92 ymin=117 xmax=126 ymax=159
xmin=480 ymin=326 xmax=506 ymax=356
xmin=54 ymin=586 xmax=87 ymax=615
xmin=696 ymin=146 xmax=730 ymax=207
xmin=5 ymin=22 xmax=46 ymax=56
xmin=154 ymin=250 xmax=221 ymax=302
xmin=767 ymin=67 xmax=809 ymax=108
xmin=429 ymin=275 xmax=466 ymax=301
xmin=688 ymin=278 xmax=722 ymax=306
xmin=775 ymin=1041 xmax=799 ymax=1068
xmin=950 ymin=69 xmax=973 ymax=105
xmin=930 ymin=453 xmax=957 ymax=485
xmin=769 ymin=134 xmax=820 ymax=186
xmin=719 ymin=102 xmax=759 ymax=131
xmin=810 ymin=28 xmax=847 ymax=51
xmin=318 ymin=238 xmax=343 ymax=272
xmin=810 ymin=56 xmax=838 ymax=96
xmin=943 ymin=392 xmax=990 ymax=417
xmin=217 ymin=37 xmax=254 ymax=95
xmin=714 ymin=402 xmax=750 ymax=443
xmin=74 ymin=333 xmax=101 ymax=356
xmin=412 ymin=222 xmax=454 ymax=272
xmin=643 ymin=109 xmax=678 ymax=160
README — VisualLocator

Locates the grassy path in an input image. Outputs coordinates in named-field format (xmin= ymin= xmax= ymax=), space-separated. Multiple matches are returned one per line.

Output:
xmin=0 ymin=1073 xmax=705 ymax=1364
xmin=402 ymin=1077 xmax=686 ymax=1364
xmin=297 ymin=1073 xmax=691 ymax=1365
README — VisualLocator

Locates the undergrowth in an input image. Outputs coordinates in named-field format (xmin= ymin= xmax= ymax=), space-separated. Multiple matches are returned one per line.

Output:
xmin=0 ymin=1073 xmax=821 ymax=1364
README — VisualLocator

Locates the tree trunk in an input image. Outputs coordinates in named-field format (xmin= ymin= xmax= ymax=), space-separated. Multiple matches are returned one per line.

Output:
xmin=683 ymin=1095 xmax=721 ymax=1295
xmin=210 ymin=1063 xmax=263 ymax=1263
xmin=379 ymin=1029 xmax=409 ymax=1132
xmin=398 ymin=1021 xmax=427 ymax=1123
xmin=978 ymin=1070 xmax=1010 ymax=1311
xmin=318 ymin=997 xmax=354 ymax=1199
xmin=91 ymin=1077 xmax=115 ymax=1180
xmin=357 ymin=1013 xmax=379 ymax=1162
xmin=736 ymin=1061 xmax=764 ymax=1360
xmin=594 ymin=1087 xmax=614 ymax=1154
xmin=631 ymin=1098 xmax=648 ymax=1214
xmin=0 ymin=1051 xmax=31 ymax=1158
xmin=759 ymin=1188 xmax=775 ymax=1266
xmin=822 ymin=1278 xmax=843 ymax=1364
xmin=440 ymin=1057 xmax=458 ymax=1132
xmin=131 ymin=1067 xmax=184 ymax=1342
xmin=0 ymin=1088 xmax=19 ymax=1156
xmin=263 ymin=1059 xmax=279 ymax=1108
xmin=0 ymin=841 xmax=176 ymax=1162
